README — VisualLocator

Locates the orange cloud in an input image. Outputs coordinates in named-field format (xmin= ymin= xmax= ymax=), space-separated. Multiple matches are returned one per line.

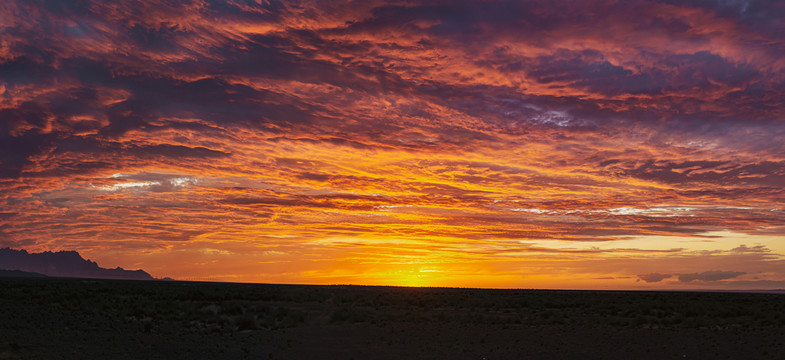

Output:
xmin=2 ymin=0 xmax=785 ymax=289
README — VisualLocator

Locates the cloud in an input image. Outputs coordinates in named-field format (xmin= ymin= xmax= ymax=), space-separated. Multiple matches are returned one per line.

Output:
xmin=637 ymin=273 xmax=673 ymax=283
xmin=1 ymin=0 xmax=785 ymax=287
xmin=730 ymin=244 xmax=770 ymax=254
xmin=639 ymin=270 xmax=747 ymax=283
xmin=678 ymin=270 xmax=747 ymax=282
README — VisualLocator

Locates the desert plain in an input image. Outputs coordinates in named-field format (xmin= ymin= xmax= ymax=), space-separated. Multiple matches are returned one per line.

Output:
xmin=1 ymin=277 xmax=784 ymax=359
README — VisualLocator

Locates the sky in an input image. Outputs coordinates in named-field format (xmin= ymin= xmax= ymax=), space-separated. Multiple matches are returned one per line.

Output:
xmin=1 ymin=0 xmax=785 ymax=290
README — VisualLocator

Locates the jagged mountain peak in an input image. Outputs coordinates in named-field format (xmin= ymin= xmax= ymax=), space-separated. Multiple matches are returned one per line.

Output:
xmin=0 ymin=248 xmax=154 ymax=281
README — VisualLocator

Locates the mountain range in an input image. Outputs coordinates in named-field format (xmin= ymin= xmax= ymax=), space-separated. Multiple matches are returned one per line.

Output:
xmin=0 ymin=248 xmax=155 ymax=280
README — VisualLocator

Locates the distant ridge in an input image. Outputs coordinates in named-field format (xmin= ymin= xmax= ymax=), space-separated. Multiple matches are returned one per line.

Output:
xmin=0 ymin=248 xmax=154 ymax=280
xmin=0 ymin=269 xmax=48 ymax=278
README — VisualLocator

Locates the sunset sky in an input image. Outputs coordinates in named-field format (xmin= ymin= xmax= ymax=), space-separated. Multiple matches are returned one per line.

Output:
xmin=2 ymin=0 xmax=785 ymax=289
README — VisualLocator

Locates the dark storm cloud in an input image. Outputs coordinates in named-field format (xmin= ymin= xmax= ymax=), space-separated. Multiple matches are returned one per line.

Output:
xmin=100 ymin=76 xmax=327 ymax=134
xmin=524 ymin=50 xmax=760 ymax=97
xmin=0 ymin=56 xmax=59 ymax=87
xmin=3 ymin=0 xmax=784 ymax=156
xmin=126 ymin=144 xmax=230 ymax=159
xmin=612 ymin=160 xmax=785 ymax=186
xmin=663 ymin=0 xmax=785 ymax=29
xmin=341 ymin=0 xmax=784 ymax=132
xmin=526 ymin=50 xmax=664 ymax=96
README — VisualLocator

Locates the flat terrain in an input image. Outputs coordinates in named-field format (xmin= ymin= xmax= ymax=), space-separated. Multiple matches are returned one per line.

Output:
xmin=1 ymin=278 xmax=784 ymax=359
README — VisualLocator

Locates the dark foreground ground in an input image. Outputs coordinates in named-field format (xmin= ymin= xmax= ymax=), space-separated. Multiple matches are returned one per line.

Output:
xmin=1 ymin=278 xmax=784 ymax=359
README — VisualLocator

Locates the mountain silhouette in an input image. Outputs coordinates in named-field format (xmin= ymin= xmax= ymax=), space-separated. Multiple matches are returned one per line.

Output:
xmin=0 ymin=269 xmax=48 ymax=278
xmin=0 ymin=248 xmax=154 ymax=280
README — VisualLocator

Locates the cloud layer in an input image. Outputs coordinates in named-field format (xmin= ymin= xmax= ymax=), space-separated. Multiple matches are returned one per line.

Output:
xmin=1 ymin=0 xmax=784 ymax=288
